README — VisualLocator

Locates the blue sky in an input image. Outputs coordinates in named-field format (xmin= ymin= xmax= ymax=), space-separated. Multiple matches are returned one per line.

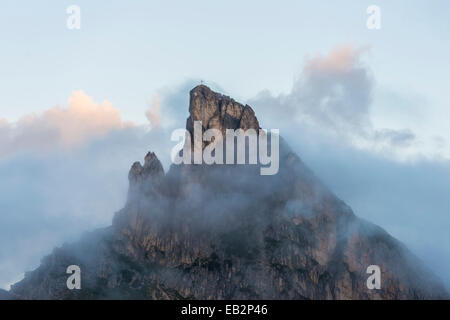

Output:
xmin=1 ymin=1 xmax=449 ymax=128
xmin=0 ymin=1 xmax=450 ymax=290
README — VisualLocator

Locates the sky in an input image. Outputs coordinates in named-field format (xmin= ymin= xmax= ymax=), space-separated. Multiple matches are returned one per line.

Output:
xmin=0 ymin=1 xmax=450 ymax=291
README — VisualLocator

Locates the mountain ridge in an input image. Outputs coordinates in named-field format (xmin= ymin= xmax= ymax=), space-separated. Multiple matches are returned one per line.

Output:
xmin=8 ymin=85 xmax=448 ymax=300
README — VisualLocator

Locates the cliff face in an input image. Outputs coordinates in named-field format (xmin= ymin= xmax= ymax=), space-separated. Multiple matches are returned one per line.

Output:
xmin=10 ymin=86 xmax=448 ymax=300
xmin=187 ymin=85 xmax=260 ymax=136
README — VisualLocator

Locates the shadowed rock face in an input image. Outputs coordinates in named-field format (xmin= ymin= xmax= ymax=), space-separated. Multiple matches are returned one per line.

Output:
xmin=9 ymin=86 xmax=448 ymax=300
xmin=128 ymin=152 xmax=164 ymax=196
xmin=0 ymin=289 xmax=10 ymax=300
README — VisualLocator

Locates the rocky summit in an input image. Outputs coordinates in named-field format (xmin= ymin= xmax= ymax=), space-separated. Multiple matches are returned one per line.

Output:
xmin=187 ymin=85 xmax=260 ymax=136
xmin=9 ymin=86 xmax=448 ymax=299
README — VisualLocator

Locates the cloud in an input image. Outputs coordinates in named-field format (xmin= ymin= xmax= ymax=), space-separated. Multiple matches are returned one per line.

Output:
xmin=374 ymin=129 xmax=416 ymax=147
xmin=241 ymin=45 xmax=450 ymax=289
xmin=0 ymin=91 xmax=134 ymax=157
xmin=304 ymin=45 xmax=367 ymax=74
xmin=146 ymin=94 xmax=162 ymax=129
xmin=1 ymin=66 xmax=449 ymax=293
xmin=291 ymin=135 xmax=450 ymax=290
xmin=298 ymin=45 xmax=373 ymax=134
xmin=249 ymin=45 xmax=417 ymax=157
xmin=0 ymin=125 xmax=176 ymax=290
xmin=0 ymin=83 xmax=235 ymax=289
xmin=147 ymin=79 xmax=227 ymax=130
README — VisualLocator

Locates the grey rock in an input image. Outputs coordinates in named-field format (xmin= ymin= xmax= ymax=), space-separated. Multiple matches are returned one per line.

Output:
xmin=9 ymin=86 xmax=448 ymax=300
xmin=187 ymin=85 xmax=260 ymax=137
xmin=0 ymin=289 xmax=10 ymax=300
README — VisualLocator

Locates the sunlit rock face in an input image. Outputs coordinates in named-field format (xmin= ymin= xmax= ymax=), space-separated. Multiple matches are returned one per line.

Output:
xmin=187 ymin=85 xmax=260 ymax=136
xmin=10 ymin=86 xmax=448 ymax=300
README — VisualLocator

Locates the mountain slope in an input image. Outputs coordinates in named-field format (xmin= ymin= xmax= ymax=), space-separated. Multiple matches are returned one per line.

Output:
xmin=10 ymin=85 xmax=448 ymax=299
xmin=0 ymin=289 xmax=10 ymax=300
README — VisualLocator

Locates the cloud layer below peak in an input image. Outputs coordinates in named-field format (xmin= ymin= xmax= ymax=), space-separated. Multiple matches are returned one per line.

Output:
xmin=249 ymin=45 xmax=426 ymax=161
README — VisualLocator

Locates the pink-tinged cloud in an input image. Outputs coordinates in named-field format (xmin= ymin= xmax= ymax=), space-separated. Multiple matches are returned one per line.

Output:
xmin=288 ymin=45 xmax=374 ymax=135
xmin=250 ymin=45 xmax=415 ymax=154
xmin=0 ymin=91 xmax=134 ymax=157
xmin=304 ymin=45 xmax=368 ymax=74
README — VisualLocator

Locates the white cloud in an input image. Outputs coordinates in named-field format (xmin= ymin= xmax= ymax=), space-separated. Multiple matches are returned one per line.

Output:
xmin=146 ymin=94 xmax=162 ymax=129
xmin=248 ymin=45 xmax=444 ymax=161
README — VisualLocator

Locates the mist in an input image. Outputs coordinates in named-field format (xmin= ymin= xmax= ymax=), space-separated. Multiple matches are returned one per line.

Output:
xmin=0 ymin=126 xmax=174 ymax=289
xmin=1 ymin=66 xmax=450 ymax=293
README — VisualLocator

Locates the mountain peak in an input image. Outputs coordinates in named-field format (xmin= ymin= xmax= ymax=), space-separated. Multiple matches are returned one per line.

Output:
xmin=9 ymin=86 xmax=448 ymax=300
xmin=190 ymin=84 xmax=215 ymax=97
xmin=187 ymin=85 xmax=260 ymax=135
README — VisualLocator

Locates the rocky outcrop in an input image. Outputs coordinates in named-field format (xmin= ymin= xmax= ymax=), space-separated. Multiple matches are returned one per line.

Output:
xmin=9 ymin=86 xmax=448 ymax=300
xmin=129 ymin=152 xmax=164 ymax=184
xmin=187 ymin=85 xmax=260 ymax=136
xmin=128 ymin=152 xmax=164 ymax=196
